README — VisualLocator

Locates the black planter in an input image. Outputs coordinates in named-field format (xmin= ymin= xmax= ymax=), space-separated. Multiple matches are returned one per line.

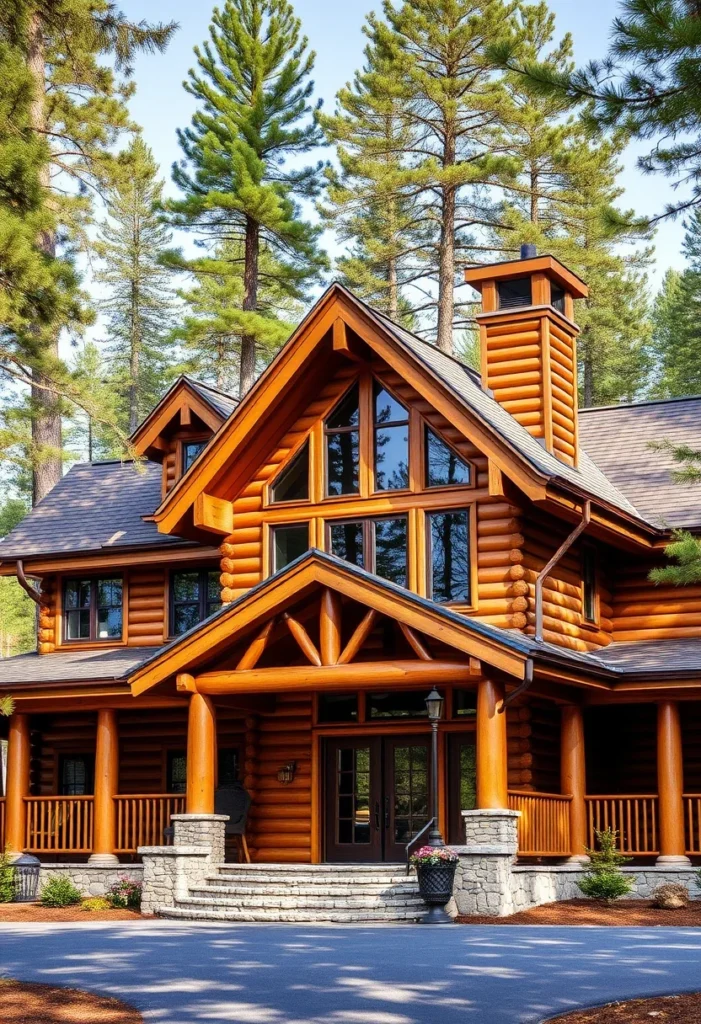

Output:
xmin=416 ymin=860 xmax=457 ymax=924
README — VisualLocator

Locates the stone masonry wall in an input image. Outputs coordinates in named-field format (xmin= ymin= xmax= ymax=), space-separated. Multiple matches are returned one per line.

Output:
xmin=139 ymin=813 xmax=228 ymax=916
xmin=38 ymin=864 xmax=143 ymax=898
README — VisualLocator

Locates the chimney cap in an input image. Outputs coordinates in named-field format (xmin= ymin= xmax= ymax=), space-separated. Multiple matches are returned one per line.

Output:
xmin=464 ymin=254 xmax=588 ymax=299
xmin=520 ymin=243 xmax=537 ymax=259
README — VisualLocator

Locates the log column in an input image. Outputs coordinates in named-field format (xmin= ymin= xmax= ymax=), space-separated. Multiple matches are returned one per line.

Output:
xmin=476 ymin=677 xmax=508 ymax=808
xmin=186 ymin=693 xmax=216 ymax=814
xmin=5 ymin=714 xmax=30 ymax=859
xmin=657 ymin=700 xmax=690 ymax=864
xmin=89 ymin=709 xmax=119 ymax=865
xmin=561 ymin=705 xmax=589 ymax=862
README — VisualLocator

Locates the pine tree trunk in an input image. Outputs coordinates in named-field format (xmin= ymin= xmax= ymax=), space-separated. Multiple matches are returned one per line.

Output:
xmin=28 ymin=12 xmax=62 ymax=504
xmin=530 ymin=167 xmax=539 ymax=224
xmin=388 ymin=254 xmax=398 ymax=321
xmin=129 ymin=277 xmax=139 ymax=434
xmin=436 ymin=134 xmax=456 ymax=355
xmin=582 ymin=329 xmax=594 ymax=407
xmin=240 ymin=215 xmax=259 ymax=397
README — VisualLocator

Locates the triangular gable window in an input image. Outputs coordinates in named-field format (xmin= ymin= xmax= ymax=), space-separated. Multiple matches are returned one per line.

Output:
xmin=271 ymin=441 xmax=309 ymax=504
xmin=425 ymin=427 xmax=471 ymax=488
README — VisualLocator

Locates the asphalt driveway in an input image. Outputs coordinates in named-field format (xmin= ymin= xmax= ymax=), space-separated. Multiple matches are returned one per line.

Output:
xmin=1 ymin=922 xmax=700 ymax=1023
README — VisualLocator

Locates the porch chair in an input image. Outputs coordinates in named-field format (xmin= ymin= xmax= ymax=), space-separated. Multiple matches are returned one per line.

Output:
xmin=215 ymin=782 xmax=252 ymax=863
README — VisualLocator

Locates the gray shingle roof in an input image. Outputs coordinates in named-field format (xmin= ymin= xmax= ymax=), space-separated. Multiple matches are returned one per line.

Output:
xmin=185 ymin=377 xmax=238 ymax=419
xmin=579 ymin=396 xmax=701 ymax=529
xmin=0 ymin=461 xmax=188 ymax=561
xmin=0 ymin=645 xmax=162 ymax=686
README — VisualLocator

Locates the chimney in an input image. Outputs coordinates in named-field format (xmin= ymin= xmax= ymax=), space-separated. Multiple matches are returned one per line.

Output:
xmin=465 ymin=248 xmax=588 ymax=467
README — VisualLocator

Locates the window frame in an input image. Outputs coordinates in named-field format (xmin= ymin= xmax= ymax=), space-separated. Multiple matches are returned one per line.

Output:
xmin=169 ymin=568 xmax=222 ymax=639
xmin=267 ymin=437 xmax=311 ymax=507
xmin=581 ymin=546 xmax=599 ymax=627
xmin=323 ymin=381 xmax=361 ymax=499
xmin=425 ymin=507 xmax=472 ymax=605
xmin=325 ymin=513 xmax=409 ymax=585
xmin=423 ymin=424 xmax=473 ymax=491
xmin=180 ymin=436 xmax=210 ymax=475
xmin=62 ymin=576 xmax=124 ymax=644
xmin=270 ymin=521 xmax=311 ymax=574
xmin=58 ymin=753 xmax=95 ymax=796
xmin=372 ymin=380 xmax=410 ymax=495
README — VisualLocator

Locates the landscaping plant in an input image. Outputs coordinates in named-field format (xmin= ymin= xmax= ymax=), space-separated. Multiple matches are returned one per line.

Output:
xmin=106 ymin=878 xmax=142 ymax=910
xmin=409 ymin=845 xmax=459 ymax=868
xmin=81 ymin=897 xmax=113 ymax=912
xmin=0 ymin=852 xmax=16 ymax=904
xmin=577 ymin=828 xmax=634 ymax=903
xmin=651 ymin=883 xmax=689 ymax=910
xmin=39 ymin=877 xmax=82 ymax=908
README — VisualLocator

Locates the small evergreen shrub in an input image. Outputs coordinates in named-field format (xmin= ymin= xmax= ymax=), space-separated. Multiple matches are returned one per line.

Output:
xmin=577 ymin=828 xmax=634 ymax=903
xmin=106 ymin=877 xmax=142 ymax=910
xmin=81 ymin=896 xmax=112 ymax=912
xmin=651 ymin=883 xmax=689 ymax=909
xmin=0 ymin=852 xmax=16 ymax=904
xmin=39 ymin=877 xmax=82 ymax=908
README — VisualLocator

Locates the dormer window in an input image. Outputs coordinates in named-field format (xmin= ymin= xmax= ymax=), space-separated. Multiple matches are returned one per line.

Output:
xmin=497 ymin=277 xmax=531 ymax=310
xmin=182 ymin=440 xmax=207 ymax=472
xmin=325 ymin=383 xmax=360 ymax=496
xmin=271 ymin=441 xmax=309 ymax=503
xmin=373 ymin=382 xmax=409 ymax=491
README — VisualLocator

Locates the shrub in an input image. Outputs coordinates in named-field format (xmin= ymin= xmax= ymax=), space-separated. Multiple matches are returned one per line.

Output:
xmin=577 ymin=828 xmax=634 ymax=903
xmin=0 ymin=852 xmax=16 ymax=904
xmin=651 ymin=883 xmax=689 ymax=909
xmin=81 ymin=897 xmax=112 ymax=912
xmin=106 ymin=877 xmax=142 ymax=910
xmin=39 ymin=877 xmax=82 ymax=908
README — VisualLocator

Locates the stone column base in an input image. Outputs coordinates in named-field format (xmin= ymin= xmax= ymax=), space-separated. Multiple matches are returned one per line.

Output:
xmin=138 ymin=812 xmax=228 ymax=915
xmin=88 ymin=853 xmax=120 ymax=866
xmin=451 ymin=808 xmax=520 ymax=918
xmin=656 ymin=854 xmax=691 ymax=866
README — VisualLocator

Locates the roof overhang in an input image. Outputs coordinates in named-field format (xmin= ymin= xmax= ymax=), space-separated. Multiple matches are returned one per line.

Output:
xmin=130 ymin=377 xmax=227 ymax=461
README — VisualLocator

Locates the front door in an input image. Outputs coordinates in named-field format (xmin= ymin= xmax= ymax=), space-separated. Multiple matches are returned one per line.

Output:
xmin=324 ymin=736 xmax=431 ymax=862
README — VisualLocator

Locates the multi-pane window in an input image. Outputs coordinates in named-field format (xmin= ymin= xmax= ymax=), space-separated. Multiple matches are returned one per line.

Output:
xmin=272 ymin=522 xmax=309 ymax=573
xmin=425 ymin=427 xmax=471 ymax=488
xmin=373 ymin=382 xmax=409 ymax=491
xmin=64 ymin=578 xmax=123 ymax=642
xmin=325 ymin=384 xmax=360 ymax=496
xmin=182 ymin=440 xmax=207 ymax=472
xmin=170 ymin=570 xmax=222 ymax=636
xmin=427 ymin=510 xmax=470 ymax=603
xmin=328 ymin=516 xmax=407 ymax=587
xmin=271 ymin=441 xmax=309 ymax=503
xmin=583 ymin=548 xmax=597 ymax=623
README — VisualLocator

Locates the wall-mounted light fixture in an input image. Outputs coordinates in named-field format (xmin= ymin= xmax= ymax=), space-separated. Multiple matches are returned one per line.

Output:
xmin=277 ymin=760 xmax=297 ymax=785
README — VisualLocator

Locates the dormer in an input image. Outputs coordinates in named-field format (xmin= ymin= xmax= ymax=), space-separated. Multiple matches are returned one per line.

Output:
xmin=465 ymin=245 xmax=588 ymax=467
xmin=130 ymin=377 xmax=237 ymax=496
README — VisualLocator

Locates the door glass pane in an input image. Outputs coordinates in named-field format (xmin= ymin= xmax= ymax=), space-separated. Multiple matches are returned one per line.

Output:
xmin=336 ymin=746 xmax=371 ymax=845
xmin=374 ymin=517 xmax=407 ymax=586
xmin=429 ymin=510 xmax=470 ymax=603
xmin=329 ymin=521 xmax=364 ymax=567
xmin=393 ymin=744 xmax=429 ymax=845
xmin=425 ymin=427 xmax=471 ymax=487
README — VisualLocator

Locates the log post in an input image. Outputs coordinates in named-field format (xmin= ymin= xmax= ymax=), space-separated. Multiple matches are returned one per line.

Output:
xmin=657 ymin=700 xmax=690 ymax=864
xmin=560 ymin=705 xmax=589 ymax=862
xmin=5 ymin=714 xmax=30 ymax=859
xmin=89 ymin=709 xmax=119 ymax=865
xmin=476 ymin=677 xmax=508 ymax=809
xmin=186 ymin=693 xmax=216 ymax=814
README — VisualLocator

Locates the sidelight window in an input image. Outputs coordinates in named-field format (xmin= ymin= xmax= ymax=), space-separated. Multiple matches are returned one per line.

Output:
xmin=582 ymin=547 xmax=598 ymax=623
xmin=64 ymin=577 xmax=123 ymax=642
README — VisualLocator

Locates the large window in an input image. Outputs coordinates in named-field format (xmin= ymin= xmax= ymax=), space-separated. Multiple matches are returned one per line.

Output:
xmin=170 ymin=569 xmax=222 ymax=636
xmin=328 ymin=516 xmax=408 ymax=587
xmin=425 ymin=427 xmax=471 ymax=488
xmin=373 ymin=382 xmax=408 ymax=491
xmin=182 ymin=440 xmax=207 ymax=472
xmin=63 ymin=577 xmax=123 ymax=642
xmin=270 ymin=441 xmax=309 ymax=503
xmin=325 ymin=383 xmax=360 ymax=496
xmin=427 ymin=510 xmax=470 ymax=603
xmin=272 ymin=522 xmax=310 ymax=572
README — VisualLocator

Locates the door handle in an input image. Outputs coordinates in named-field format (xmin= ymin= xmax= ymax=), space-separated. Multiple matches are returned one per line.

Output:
xmin=374 ymin=801 xmax=381 ymax=831
xmin=384 ymin=796 xmax=390 ymax=829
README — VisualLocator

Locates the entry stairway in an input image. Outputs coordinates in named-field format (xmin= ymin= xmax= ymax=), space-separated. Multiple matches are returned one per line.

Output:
xmin=158 ymin=863 xmax=427 ymax=923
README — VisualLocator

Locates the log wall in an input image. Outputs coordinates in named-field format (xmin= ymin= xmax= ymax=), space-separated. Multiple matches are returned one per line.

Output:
xmin=585 ymin=705 xmax=657 ymax=795
xmin=507 ymin=700 xmax=561 ymax=793
xmin=612 ymin=557 xmax=701 ymax=641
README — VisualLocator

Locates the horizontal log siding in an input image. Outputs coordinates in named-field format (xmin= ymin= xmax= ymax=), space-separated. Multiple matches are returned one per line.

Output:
xmin=127 ymin=568 xmax=166 ymax=646
xmin=484 ymin=318 xmax=546 ymax=440
xmin=38 ymin=576 xmax=57 ymax=654
xmin=548 ymin=320 xmax=577 ymax=465
xmin=244 ymin=693 xmax=313 ymax=863
xmin=611 ymin=557 xmax=701 ymax=641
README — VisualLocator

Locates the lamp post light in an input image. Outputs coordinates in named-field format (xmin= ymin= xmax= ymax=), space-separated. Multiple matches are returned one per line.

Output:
xmin=425 ymin=688 xmax=445 ymax=848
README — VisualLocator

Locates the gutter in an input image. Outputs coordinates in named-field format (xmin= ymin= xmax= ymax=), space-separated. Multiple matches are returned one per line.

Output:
xmin=535 ymin=500 xmax=591 ymax=643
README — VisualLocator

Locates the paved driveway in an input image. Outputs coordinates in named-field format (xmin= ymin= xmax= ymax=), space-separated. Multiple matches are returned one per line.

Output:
xmin=1 ymin=922 xmax=700 ymax=1023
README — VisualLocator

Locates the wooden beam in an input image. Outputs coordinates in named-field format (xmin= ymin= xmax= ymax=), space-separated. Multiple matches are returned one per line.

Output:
xmin=398 ymin=623 xmax=432 ymax=661
xmin=332 ymin=317 xmax=364 ymax=362
xmin=476 ymin=677 xmax=508 ymax=808
xmin=180 ymin=401 xmax=192 ymax=427
xmin=319 ymin=590 xmax=342 ymax=665
xmin=283 ymin=612 xmax=322 ymax=666
xmin=193 ymin=492 xmax=233 ymax=535
xmin=237 ymin=619 xmax=275 ymax=670
xmin=657 ymin=701 xmax=688 ymax=863
xmin=337 ymin=608 xmax=377 ymax=665
xmin=186 ymin=693 xmax=216 ymax=814
xmin=561 ymin=706 xmax=587 ymax=861
xmin=176 ymin=673 xmax=197 ymax=694
xmin=193 ymin=660 xmax=470 ymax=695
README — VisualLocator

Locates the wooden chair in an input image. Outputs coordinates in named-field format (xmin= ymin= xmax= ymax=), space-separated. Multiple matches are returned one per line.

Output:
xmin=215 ymin=783 xmax=252 ymax=864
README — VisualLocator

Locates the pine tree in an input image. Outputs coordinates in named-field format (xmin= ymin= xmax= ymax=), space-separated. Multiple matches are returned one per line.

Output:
xmin=63 ymin=342 xmax=122 ymax=461
xmin=0 ymin=2 xmax=176 ymax=502
xmin=168 ymin=0 xmax=327 ymax=397
xmin=319 ymin=18 xmax=424 ymax=324
xmin=650 ymin=211 xmax=701 ymax=397
xmin=95 ymin=138 xmax=177 ymax=434
xmin=0 ymin=497 xmax=35 ymax=658
xmin=372 ymin=0 xmax=522 ymax=353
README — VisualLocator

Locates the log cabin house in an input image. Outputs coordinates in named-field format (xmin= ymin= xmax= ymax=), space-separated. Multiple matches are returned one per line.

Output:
xmin=2 ymin=248 xmax=701 ymax=904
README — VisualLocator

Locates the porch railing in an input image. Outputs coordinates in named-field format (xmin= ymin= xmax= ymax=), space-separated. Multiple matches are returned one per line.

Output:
xmin=683 ymin=794 xmax=701 ymax=855
xmin=24 ymin=796 xmax=94 ymax=854
xmin=585 ymin=795 xmax=659 ymax=855
xmin=114 ymin=794 xmax=186 ymax=853
xmin=508 ymin=790 xmax=571 ymax=857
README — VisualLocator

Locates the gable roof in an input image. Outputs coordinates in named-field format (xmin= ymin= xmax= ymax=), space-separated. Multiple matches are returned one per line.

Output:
xmin=184 ymin=376 xmax=238 ymax=419
xmin=0 ymin=460 xmax=188 ymax=562
xmin=579 ymin=395 xmax=701 ymax=529
xmin=130 ymin=375 xmax=238 ymax=458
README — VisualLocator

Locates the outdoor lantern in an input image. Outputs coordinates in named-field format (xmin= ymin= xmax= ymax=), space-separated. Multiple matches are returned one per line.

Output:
xmin=277 ymin=760 xmax=297 ymax=785
xmin=12 ymin=854 xmax=40 ymax=903
xmin=425 ymin=688 xmax=444 ymax=722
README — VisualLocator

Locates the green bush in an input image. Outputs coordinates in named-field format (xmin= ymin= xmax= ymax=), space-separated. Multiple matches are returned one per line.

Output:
xmin=577 ymin=828 xmax=634 ymax=903
xmin=0 ymin=852 xmax=16 ymax=904
xmin=106 ymin=878 xmax=142 ymax=910
xmin=39 ymin=876 xmax=82 ymax=908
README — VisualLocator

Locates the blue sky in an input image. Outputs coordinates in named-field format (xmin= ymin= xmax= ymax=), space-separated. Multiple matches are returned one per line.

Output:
xmin=118 ymin=0 xmax=686 ymax=288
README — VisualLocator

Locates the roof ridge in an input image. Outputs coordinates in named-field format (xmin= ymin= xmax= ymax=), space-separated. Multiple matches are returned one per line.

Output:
xmin=580 ymin=394 xmax=701 ymax=413
xmin=184 ymin=375 xmax=239 ymax=403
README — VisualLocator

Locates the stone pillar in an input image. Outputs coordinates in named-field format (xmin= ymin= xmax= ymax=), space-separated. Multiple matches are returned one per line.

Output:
xmin=476 ymin=677 xmax=508 ymax=808
xmin=138 ymin=813 xmax=228 ymax=915
xmin=657 ymin=700 xmax=689 ymax=864
xmin=186 ymin=693 xmax=216 ymax=815
xmin=561 ymin=705 xmax=589 ymax=863
xmin=89 ymin=709 xmax=119 ymax=865
xmin=451 ymin=808 xmax=520 ymax=917
xmin=5 ymin=713 xmax=30 ymax=859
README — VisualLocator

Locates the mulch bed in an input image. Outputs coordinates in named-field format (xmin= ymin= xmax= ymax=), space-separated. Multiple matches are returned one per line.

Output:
xmin=0 ymin=904 xmax=141 ymax=923
xmin=545 ymin=992 xmax=701 ymax=1023
xmin=457 ymin=898 xmax=701 ymax=926
xmin=0 ymin=980 xmax=142 ymax=1023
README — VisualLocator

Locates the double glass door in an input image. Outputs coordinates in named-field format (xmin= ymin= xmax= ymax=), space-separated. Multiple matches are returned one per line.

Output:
xmin=324 ymin=736 xmax=431 ymax=862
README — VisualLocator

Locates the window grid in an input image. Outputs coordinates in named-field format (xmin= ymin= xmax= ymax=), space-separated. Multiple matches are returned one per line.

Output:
xmin=170 ymin=569 xmax=222 ymax=637
xmin=63 ymin=577 xmax=123 ymax=643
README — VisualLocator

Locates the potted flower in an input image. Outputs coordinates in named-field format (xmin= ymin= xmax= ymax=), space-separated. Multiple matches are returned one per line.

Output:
xmin=409 ymin=845 xmax=459 ymax=923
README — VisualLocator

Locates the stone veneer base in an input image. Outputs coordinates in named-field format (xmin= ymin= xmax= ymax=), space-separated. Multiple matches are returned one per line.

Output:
xmin=37 ymin=863 xmax=143 ymax=898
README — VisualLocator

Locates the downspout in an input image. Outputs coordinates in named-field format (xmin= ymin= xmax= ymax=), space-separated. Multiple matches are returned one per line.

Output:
xmin=535 ymin=500 xmax=591 ymax=643
xmin=15 ymin=561 xmax=42 ymax=605
xmin=499 ymin=657 xmax=533 ymax=714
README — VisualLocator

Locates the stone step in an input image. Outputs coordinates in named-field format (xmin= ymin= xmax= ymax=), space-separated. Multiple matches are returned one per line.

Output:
xmin=183 ymin=893 xmax=424 ymax=910
xmin=159 ymin=904 xmax=427 ymax=923
xmin=194 ymin=882 xmax=419 ymax=898
xmin=215 ymin=863 xmax=407 ymax=875
xmin=208 ymin=872 xmax=415 ymax=887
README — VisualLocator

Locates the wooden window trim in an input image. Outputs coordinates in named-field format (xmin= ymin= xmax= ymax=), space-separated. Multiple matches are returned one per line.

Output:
xmin=424 ymin=506 xmax=476 ymax=611
xmin=177 ymin=434 xmax=211 ymax=481
xmin=169 ymin=567 xmax=221 ymax=639
xmin=581 ymin=544 xmax=600 ymax=629
xmin=61 ymin=574 xmax=124 ymax=645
